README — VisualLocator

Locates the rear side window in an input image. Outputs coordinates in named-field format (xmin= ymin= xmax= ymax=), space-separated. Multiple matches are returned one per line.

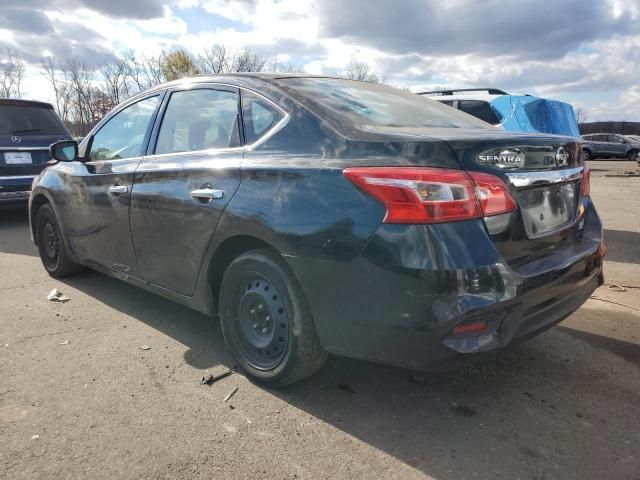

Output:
xmin=457 ymin=100 xmax=501 ymax=125
xmin=279 ymin=78 xmax=490 ymax=129
xmin=155 ymin=89 xmax=240 ymax=154
xmin=0 ymin=104 xmax=67 ymax=136
xmin=242 ymin=91 xmax=284 ymax=144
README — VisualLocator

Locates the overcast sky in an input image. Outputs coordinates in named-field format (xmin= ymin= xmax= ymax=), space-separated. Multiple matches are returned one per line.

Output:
xmin=2 ymin=0 xmax=640 ymax=121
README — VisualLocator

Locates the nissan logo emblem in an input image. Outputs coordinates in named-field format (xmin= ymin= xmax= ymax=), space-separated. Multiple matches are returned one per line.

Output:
xmin=11 ymin=135 xmax=22 ymax=144
xmin=555 ymin=147 xmax=569 ymax=167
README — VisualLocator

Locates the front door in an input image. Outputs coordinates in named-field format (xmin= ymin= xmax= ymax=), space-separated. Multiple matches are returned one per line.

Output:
xmin=129 ymin=85 xmax=243 ymax=295
xmin=62 ymin=94 xmax=162 ymax=275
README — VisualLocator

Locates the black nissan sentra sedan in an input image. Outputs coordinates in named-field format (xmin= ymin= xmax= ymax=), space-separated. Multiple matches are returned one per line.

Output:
xmin=29 ymin=74 xmax=604 ymax=386
xmin=0 ymin=99 xmax=72 ymax=205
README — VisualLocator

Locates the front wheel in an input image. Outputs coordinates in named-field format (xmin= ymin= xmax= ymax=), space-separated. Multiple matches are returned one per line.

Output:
xmin=36 ymin=203 xmax=84 ymax=277
xmin=628 ymin=150 xmax=639 ymax=162
xmin=218 ymin=249 xmax=327 ymax=386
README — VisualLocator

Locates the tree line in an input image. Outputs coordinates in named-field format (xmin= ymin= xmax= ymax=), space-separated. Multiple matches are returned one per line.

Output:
xmin=0 ymin=47 xmax=380 ymax=136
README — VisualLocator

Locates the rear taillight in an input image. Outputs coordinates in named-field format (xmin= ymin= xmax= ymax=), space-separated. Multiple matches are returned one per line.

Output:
xmin=343 ymin=167 xmax=516 ymax=224
xmin=581 ymin=164 xmax=590 ymax=197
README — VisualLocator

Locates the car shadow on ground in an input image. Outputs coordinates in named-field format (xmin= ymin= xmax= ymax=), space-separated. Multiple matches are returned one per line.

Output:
xmin=59 ymin=270 xmax=235 ymax=371
xmin=0 ymin=207 xmax=37 ymax=257
xmin=603 ymin=229 xmax=640 ymax=264
xmin=54 ymin=269 xmax=640 ymax=479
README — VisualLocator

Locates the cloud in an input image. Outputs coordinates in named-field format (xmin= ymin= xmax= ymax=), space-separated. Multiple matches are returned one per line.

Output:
xmin=18 ymin=0 xmax=166 ymax=19
xmin=0 ymin=8 xmax=54 ymax=34
xmin=317 ymin=0 xmax=636 ymax=60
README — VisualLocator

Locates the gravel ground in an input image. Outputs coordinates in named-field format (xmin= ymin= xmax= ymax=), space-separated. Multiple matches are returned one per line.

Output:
xmin=1 ymin=160 xmax=638 ymax=480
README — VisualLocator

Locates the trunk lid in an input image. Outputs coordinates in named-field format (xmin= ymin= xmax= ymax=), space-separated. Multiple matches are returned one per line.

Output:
xmin=430 ymin=129 xmax=585 ymax=266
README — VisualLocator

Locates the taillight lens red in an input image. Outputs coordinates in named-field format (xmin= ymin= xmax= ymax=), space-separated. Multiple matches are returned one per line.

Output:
xmin=343 ymin=167 xmax=516 ymax=224
xmin=581 ymin=164 xmax=590 ymax=197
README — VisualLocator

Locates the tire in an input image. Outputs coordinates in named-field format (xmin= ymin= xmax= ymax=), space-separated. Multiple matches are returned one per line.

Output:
xmin=35 ymin=203 xmax=84 ymax=277
xmin=582 ymin=148 xmax=591 ymax=161
xmin=628 ymin=150 xmax=639 ymax=162
xmin=218 ymin=249 xmax=327 ymax=387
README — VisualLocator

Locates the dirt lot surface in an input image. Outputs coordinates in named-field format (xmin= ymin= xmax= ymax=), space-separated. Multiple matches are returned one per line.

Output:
xmin=1 ymin=160 xmax=639 ymax=480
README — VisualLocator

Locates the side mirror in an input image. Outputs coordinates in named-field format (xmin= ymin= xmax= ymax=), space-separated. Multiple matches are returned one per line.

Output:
xmin=50 ymin=140 xmax=78 ymax=162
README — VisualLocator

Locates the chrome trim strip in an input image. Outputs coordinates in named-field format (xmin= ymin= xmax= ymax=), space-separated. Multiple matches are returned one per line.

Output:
xmin=0 ymin=147 xmax=49 ymax=151
xmin=0 ymin=190 xmax=30 ymax=198
xmin=0 ymin=175 xmax=37 ymax=180
xmin=506 ymin=166 xmax=584 ymax=188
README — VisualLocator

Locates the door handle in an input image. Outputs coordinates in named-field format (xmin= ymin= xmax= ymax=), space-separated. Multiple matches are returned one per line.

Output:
xmin=108 ymin=185 xmax=128 ymax=195
xmin=190 ymin=188 xmax=224 ymax=201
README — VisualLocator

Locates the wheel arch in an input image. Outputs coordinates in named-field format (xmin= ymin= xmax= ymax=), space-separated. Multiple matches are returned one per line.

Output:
xmin=206 ymin=234 xmax=281 ymax=309
xmin=29 ymin=191 xmax=53 ymax=246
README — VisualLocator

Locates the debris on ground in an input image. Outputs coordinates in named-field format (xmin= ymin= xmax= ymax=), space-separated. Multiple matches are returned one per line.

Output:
xmin=139 ymin=345 xmax=151 ymax=351
xmin=47 ymin=289 xmax=70 ymax=303
xmin=59 ymin=340 xmax=70 ymax=345
xmin=31 ymin=435 xmax=39 ymax=440
xmin=451 ymin=402 xmax=477 ymax=417
xmin=200 ymin=366 xmax=236 ymax=386
xmin=223 ymin=385 xmax=239 ymax=403
xmin=337 ymin=383 xmax=356 ymax=394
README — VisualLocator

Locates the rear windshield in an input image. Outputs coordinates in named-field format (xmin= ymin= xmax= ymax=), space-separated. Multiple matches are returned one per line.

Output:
xmin=279 ymin=78 xmax=492 ymax=129
xmin=0 ymin=105 xmax=67 ymax=136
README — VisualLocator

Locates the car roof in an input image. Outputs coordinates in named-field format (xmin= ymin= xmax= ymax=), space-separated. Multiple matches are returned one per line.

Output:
xmin=146 ymin=73 xmax=345 ymax=91
xmin=0 ymin=98 xmax=55 ymax=109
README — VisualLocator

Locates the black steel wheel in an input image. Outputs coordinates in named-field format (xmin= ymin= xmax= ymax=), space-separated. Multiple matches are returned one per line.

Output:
xmin=235 ymin=275 xmax=289 ymax=370
xmin=36 ymin=203 xmax=84 ymax=277
xmin=218 ymin=248 xmax=327 ymax=386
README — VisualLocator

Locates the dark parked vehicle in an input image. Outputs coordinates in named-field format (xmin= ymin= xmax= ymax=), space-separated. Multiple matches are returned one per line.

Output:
xmin=580 ymin=133 xmax=640 ymax=161
xmin=29 ymin=75 xmax=604 ymax=386
xmin=0 ymin=99 xmax=72 ymax=205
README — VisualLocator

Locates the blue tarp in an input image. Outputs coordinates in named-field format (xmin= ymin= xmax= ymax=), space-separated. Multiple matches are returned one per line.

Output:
xmin=489 ymin=95 xmax=580 ymax=138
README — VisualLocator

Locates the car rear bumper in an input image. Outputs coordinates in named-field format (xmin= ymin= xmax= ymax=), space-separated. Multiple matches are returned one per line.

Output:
xmin=0 ymin=175 xmax=35 ymax=204
xmin=286 ymin=201 xmax=604 ymax=371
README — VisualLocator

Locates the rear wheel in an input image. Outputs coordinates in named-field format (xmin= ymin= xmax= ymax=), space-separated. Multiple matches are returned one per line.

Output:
xmin=218 ymin=249 xmax=327 ymax=386
xmin=36 ymin=203 xmax=84 ymax=277
xmin=582 ymin=148 xmax=591 ymax=161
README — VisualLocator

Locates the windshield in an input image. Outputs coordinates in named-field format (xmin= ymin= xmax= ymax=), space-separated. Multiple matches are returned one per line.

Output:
xmin=0 ymin=105 xmax=67 ymax=136
xmin=625 ymin=135 xmax=640 ymax=142
xmin=279 ymin=78 xmax=492 ymax=129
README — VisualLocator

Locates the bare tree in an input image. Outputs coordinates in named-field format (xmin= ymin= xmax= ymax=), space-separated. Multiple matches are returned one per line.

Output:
xmin=269 ymin=61 xmax=305 ymax=74
xmin=100 ymin=60 xmax=128 ymax=106
xmin=344 ymin=60 xmax=380 ymax=83
xmin=0 ymin=49 xmax=25 ymax=98
xmin=575 ymin=106 xmax=588 ymax=125
xmin=197 ymin=44 xmax=231 ymax=74
xmin=232 ymin=49 xmax=269 ymax=73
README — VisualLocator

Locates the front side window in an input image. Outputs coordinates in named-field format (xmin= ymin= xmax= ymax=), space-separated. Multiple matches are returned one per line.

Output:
xmin=90 ymin=96 xmax=159 ymax=161
xmin=279 ymin=78 xmax=491 ymax=129
xmin=608 ymin=135 xmax=624 ymax=144
xmin=242 ymin=91 xmax=284 ymax=144
xmin=155 ymin=89 xmax=240 ymax=155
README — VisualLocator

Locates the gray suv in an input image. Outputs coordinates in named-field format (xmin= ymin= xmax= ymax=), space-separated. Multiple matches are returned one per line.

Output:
xmin=581 ymin=133 xmax=640 ymax=161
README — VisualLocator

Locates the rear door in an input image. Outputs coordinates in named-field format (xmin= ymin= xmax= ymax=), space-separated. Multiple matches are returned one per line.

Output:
xmin=129 ymin=84 xmax=243 ymax=295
